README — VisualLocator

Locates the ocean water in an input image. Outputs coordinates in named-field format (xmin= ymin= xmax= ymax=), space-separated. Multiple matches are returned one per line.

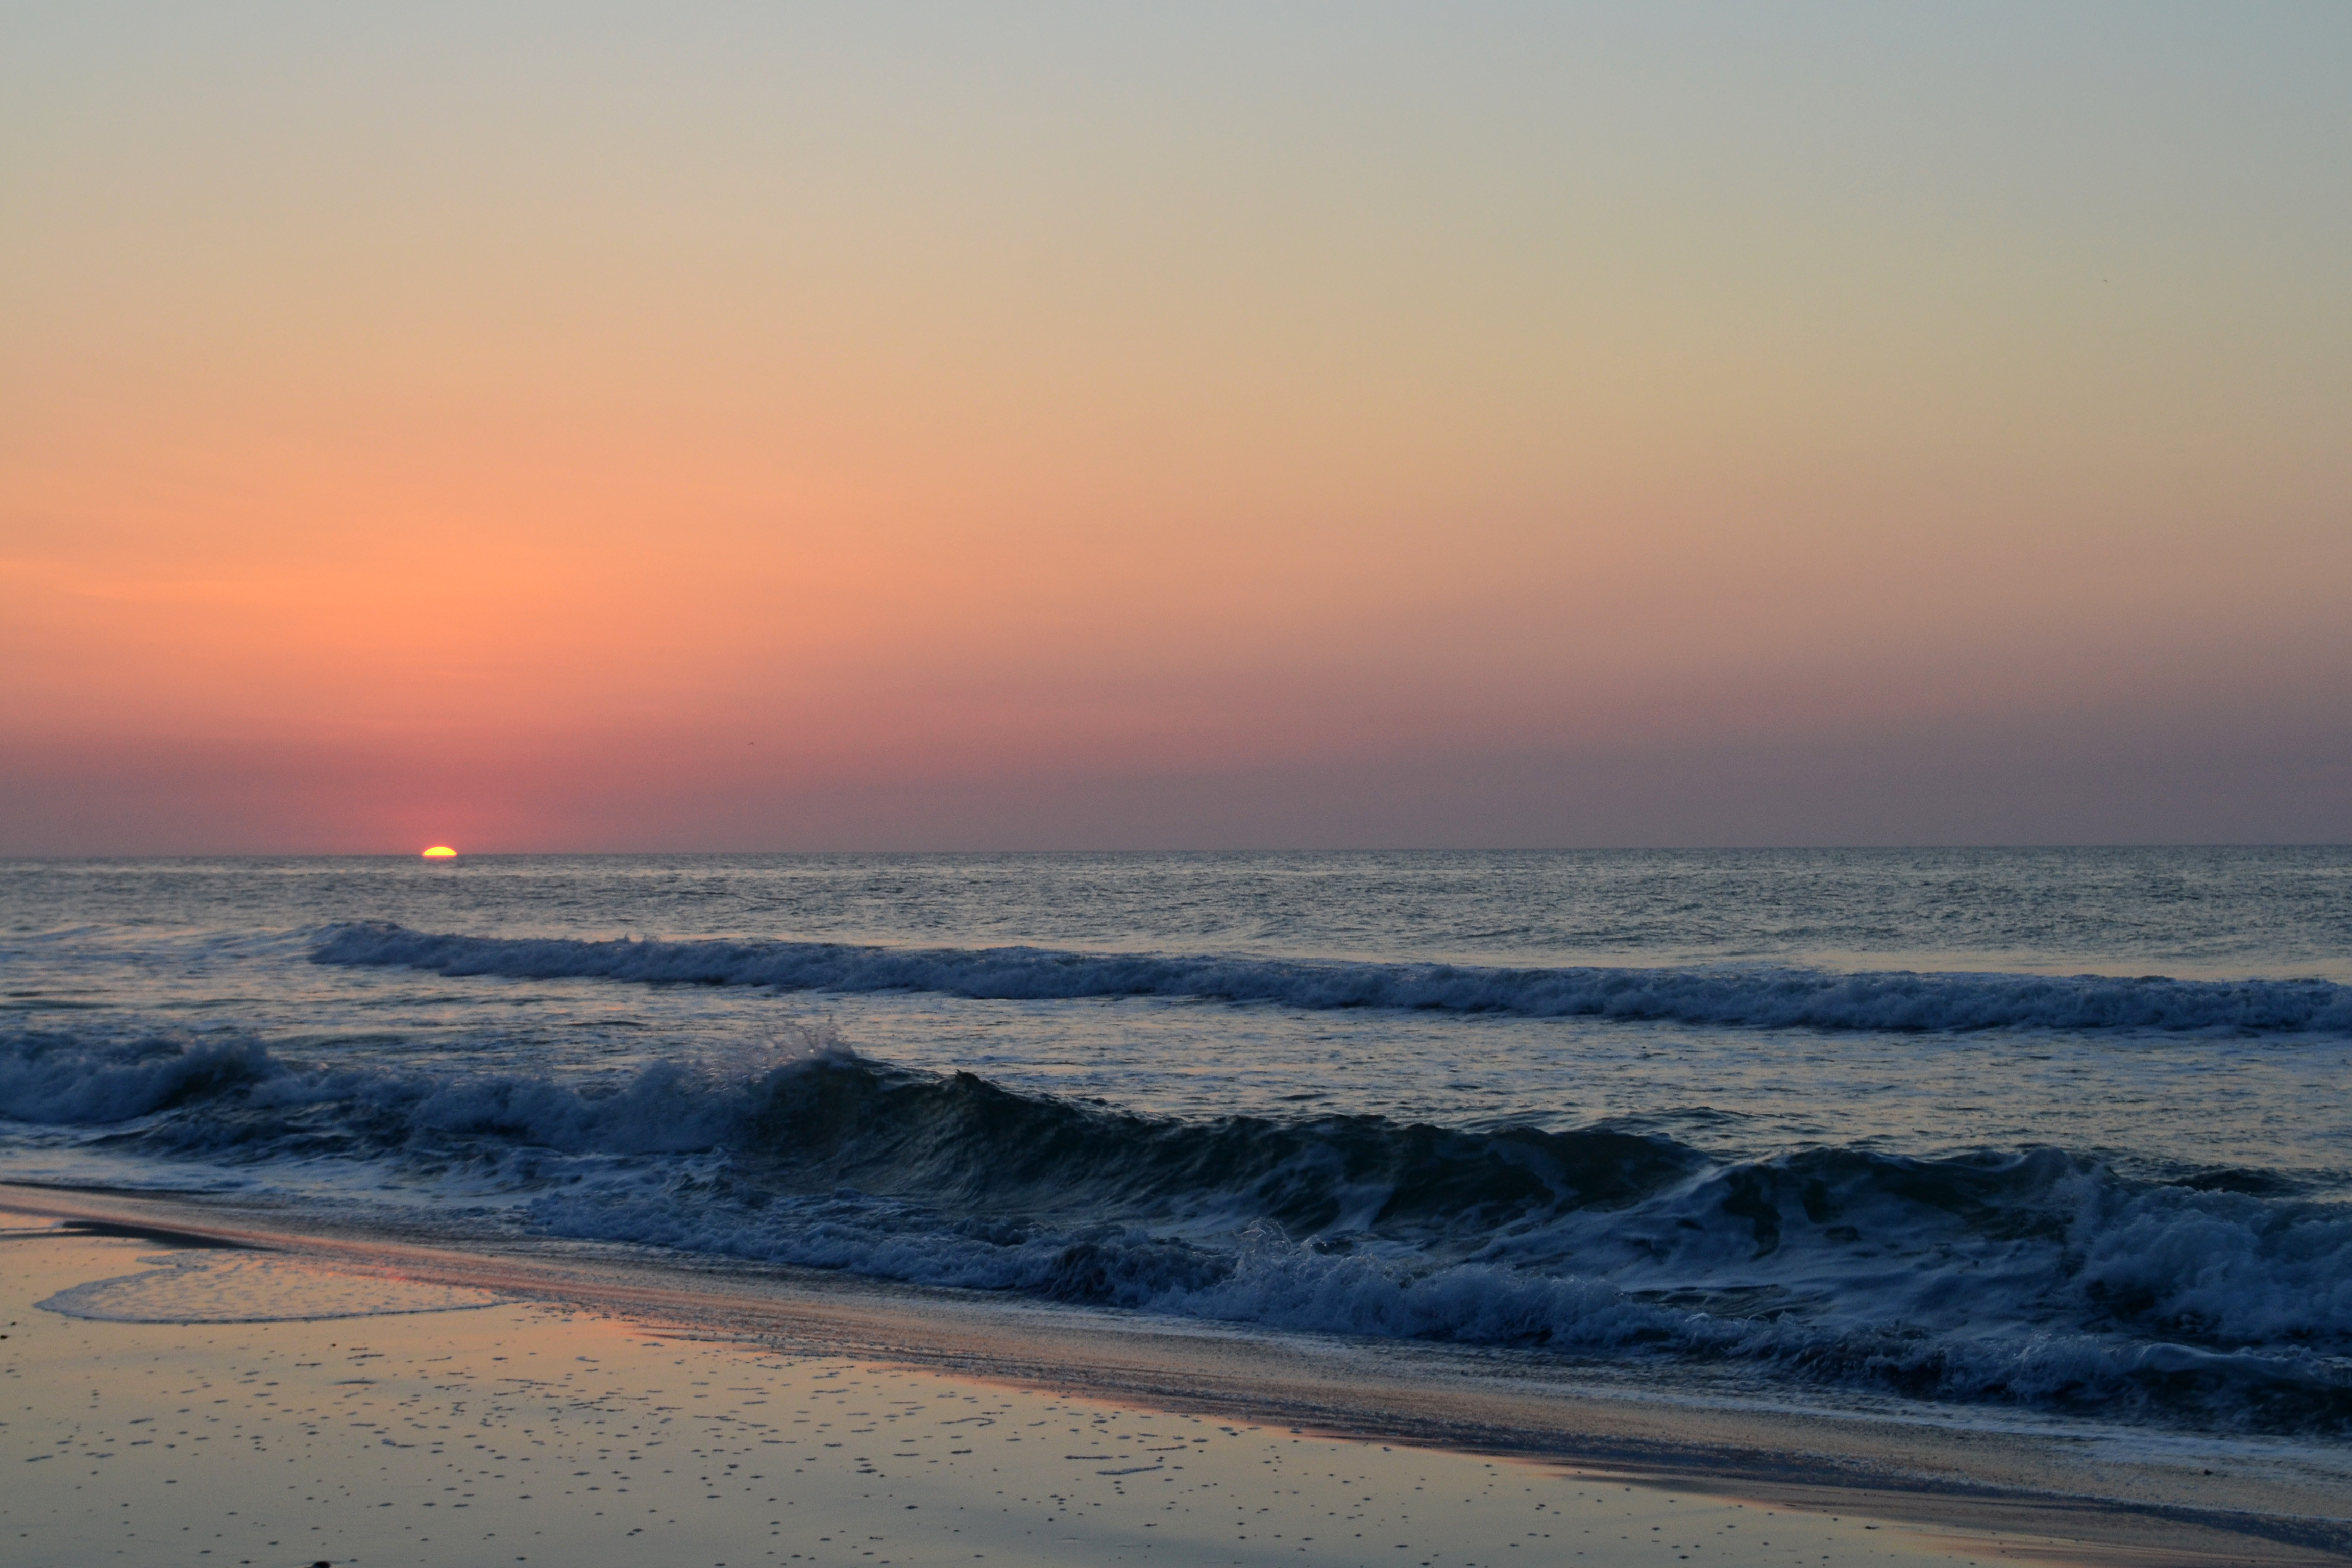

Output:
xmin=4 ymin=849 xmax=2349 ymax=1435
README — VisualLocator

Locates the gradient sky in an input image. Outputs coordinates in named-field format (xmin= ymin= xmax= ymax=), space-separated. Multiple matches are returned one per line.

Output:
xmin=5 ymin=3 xmax=2347 ymax=851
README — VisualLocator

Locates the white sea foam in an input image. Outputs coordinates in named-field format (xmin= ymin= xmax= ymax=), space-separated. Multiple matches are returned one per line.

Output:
xmin=311 ymin=923 xmax=2352 ymax=1034
xmin=5 ymin=1025 xmax=2349 ymax=1426
xmin=10 ymin=847 xmax=2352 ymax=1440
xmin=38 ymin=1252 xmax=501 ymax=1323
xmin=0 ymin=1031 xmax=277 ymax=1123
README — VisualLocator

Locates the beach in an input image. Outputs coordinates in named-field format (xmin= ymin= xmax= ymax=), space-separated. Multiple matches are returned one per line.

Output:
xmin=5 ymin=852 xmax=2349 ymax=1565
xmin=13 ymin=0 xmax=2351 ymax=1554
xmin=7 ymin=1192 xmax=2347 ymax=1568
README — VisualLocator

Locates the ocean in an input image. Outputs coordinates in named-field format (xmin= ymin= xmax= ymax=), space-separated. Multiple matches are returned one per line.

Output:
xmin=4 ymin=849 xmax=2348 ymax=1438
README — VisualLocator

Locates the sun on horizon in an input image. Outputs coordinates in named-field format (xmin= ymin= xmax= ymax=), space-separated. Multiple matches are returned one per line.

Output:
xmin=421 ymin=845 xmax=459 ymax=859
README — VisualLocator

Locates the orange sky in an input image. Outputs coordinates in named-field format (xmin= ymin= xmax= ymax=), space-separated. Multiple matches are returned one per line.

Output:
xmin=5 ymin=6 xmax=2348 ymax=850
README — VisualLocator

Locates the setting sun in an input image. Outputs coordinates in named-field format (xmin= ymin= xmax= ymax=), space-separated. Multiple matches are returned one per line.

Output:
xmin=2 ymin=11 xmax=2346 ymax=1564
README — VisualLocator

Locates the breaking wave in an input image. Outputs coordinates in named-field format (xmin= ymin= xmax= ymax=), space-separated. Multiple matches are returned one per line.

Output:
xmin=6 ymin=1024 xmax=2350 ymax=1431
xmin=310 ymin=923 xmax=2352 ymax=1035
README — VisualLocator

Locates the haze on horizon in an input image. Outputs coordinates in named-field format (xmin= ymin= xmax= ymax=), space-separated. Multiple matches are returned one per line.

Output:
xmin=4 ymin=3 xmax=2347 ymax=853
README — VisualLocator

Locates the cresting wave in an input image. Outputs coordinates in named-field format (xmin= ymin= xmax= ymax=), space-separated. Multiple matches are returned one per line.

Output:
xmin=311 ymin=922 xmax=2352 ymax=1034
xmin=5 ymin=1025 xmax=2350 ymax=1432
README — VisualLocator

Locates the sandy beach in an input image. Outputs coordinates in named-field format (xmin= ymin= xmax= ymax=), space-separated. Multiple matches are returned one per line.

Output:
xmin=13 ymin=0 xmax=2351 ymax=1551
xmin=6 ymin=1190 xmax=2347 ymax=1568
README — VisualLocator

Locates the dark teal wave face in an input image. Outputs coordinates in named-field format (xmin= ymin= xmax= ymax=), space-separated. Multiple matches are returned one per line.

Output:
xmin=311 ymin=920 xmax=2352 ymax=1033
xmin=5 ymin=850 xmax=2352 ymax=1435
xmin=8 ymin=1032 xmax=2350 ymax=1433
xmin=7 ymin=846 xmax=2351 ymax=978
xmin=6 ymin=854 xmax=2351 ymax=1189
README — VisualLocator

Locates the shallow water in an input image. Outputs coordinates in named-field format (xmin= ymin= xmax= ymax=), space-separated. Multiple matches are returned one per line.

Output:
xmin=3 ymin=850 xmax=2349 ymax=1437
xmin=5 ymin=1228 xmax=2012 ymax=1568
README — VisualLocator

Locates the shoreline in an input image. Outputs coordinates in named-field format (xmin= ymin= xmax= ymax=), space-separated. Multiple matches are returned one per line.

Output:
xmin=0 ymin=1226 xmax=1999 ymax=1568
xmin=5 ymin=1182 xmax=2348 ymax=1566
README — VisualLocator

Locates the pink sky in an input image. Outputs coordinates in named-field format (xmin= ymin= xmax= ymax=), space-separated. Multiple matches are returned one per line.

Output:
xmin=5 ymin=6 xmax=2347 ymax=850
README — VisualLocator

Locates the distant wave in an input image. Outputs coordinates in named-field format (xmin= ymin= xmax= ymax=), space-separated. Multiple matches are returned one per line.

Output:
xmin=8 ymin=1023 xmax=2350 ymax=1431
xmin=311 ymin=922 xmax=2352 ymax=1034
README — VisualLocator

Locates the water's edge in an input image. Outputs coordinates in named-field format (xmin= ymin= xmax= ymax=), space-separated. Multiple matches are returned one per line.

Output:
xmin=7 ymin=1184 xmax=2349 ymax=1567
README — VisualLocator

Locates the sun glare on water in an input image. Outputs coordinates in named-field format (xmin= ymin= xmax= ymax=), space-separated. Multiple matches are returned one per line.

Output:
xmin=421 ymin=846 xmax=459 ymax=860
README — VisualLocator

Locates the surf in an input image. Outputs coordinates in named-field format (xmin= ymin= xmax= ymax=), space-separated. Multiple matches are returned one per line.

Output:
xmin=312 ymin=921 xmax=2352 ymax=1034
xmin=7 ymin=1023 xmax=2348 ymax=1432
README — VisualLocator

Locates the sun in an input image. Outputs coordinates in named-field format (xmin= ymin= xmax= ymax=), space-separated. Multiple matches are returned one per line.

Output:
xmin=421 ymin=845 xmax=459 ymax=860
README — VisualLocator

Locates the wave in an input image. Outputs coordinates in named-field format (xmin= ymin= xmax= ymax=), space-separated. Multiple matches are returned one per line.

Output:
xmin=7 ymin=1024 xmax=2350 ymax=1431
xmin=311 ymin=922 xmax=2352 ymax=1034
xmin=0 ymin=1028 xmax=280 ymax=1124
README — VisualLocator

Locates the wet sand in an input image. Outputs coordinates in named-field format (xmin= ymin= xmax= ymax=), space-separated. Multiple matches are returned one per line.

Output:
xmin=4 ymin=1190 xmax=2348 ymax=1567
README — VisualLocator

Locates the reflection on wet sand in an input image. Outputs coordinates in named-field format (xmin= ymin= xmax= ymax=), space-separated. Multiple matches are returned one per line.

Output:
xmin=3 ymin=1228 xmax=2053 ymax=1568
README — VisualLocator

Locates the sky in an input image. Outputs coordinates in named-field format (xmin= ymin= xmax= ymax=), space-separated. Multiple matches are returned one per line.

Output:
xmin=4 ymin=2 xmax=2347 ymax=852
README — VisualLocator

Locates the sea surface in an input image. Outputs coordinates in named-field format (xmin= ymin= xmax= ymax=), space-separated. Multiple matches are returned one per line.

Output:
xmin=4 ymin=849 xmax=2349 ymax=1437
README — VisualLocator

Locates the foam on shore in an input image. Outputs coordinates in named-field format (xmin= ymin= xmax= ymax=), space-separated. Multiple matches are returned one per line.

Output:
xmin=0 ymin=1224 xmax=2227 ymax=1568
xmin=9 ymin=1028 xmax=2349 ymax=1433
